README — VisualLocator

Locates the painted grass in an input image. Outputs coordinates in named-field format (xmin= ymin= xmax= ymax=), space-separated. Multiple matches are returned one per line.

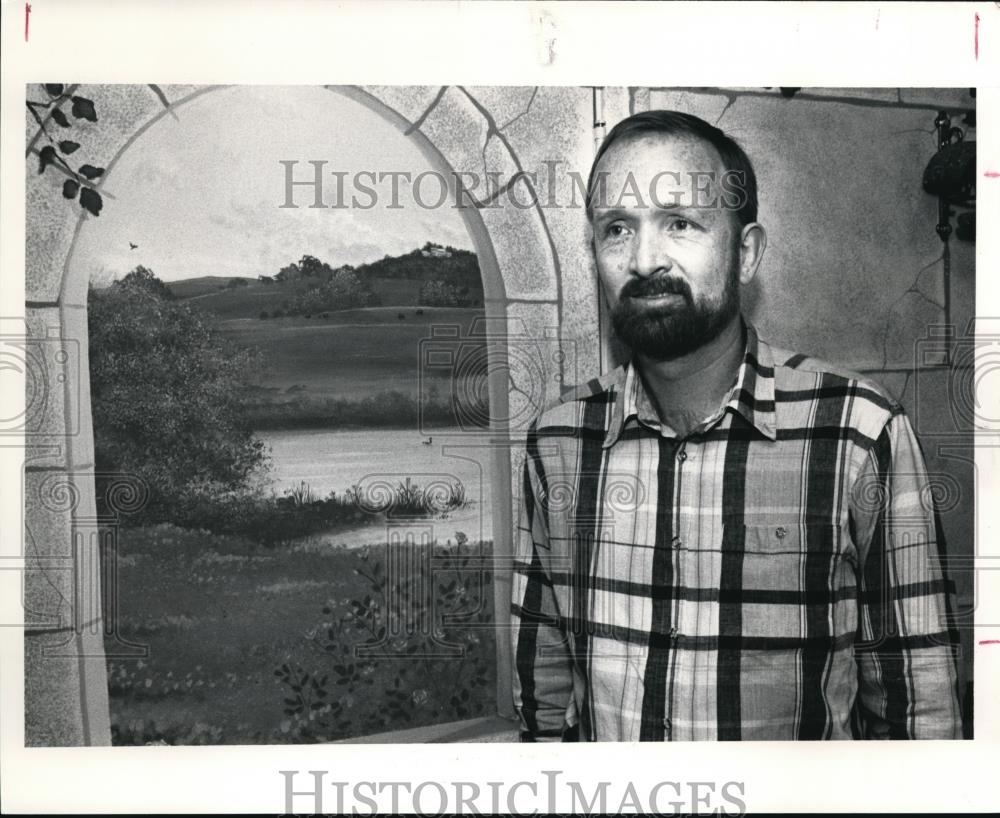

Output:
xmin=105 ymin=524 xmax=497 ymax=745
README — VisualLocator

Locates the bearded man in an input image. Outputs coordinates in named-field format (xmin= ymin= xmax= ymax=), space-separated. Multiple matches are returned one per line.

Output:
xmin=511 ymin=110 xmax=962 ymax=741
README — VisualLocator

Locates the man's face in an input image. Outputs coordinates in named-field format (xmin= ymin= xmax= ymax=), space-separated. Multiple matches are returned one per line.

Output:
xmin=590 ymin=133 xmax=747 ymax=361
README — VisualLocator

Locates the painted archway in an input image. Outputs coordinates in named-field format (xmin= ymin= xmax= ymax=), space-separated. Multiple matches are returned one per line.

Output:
xmin=24 ymin=84 xmax=577 ymax=745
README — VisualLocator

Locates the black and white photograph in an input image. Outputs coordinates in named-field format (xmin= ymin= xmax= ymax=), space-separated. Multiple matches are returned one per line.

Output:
xmin=2 ymin=1 xmax=997 ymax=814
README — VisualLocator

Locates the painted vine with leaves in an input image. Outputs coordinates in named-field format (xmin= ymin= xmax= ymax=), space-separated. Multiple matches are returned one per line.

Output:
xmin=27 ymin=83 xmax=104 ymax=216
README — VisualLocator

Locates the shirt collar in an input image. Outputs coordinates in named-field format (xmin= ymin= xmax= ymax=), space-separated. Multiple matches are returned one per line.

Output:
xmin=603 ymin=320 xmax=778 ymax=448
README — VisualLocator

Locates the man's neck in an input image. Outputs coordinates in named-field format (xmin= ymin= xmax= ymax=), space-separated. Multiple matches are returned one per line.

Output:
xmin=635 ymin=316 xmax=746 ymax=438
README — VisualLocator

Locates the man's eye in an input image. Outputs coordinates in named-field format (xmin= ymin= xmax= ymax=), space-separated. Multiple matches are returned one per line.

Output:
xmin=605 ymin=223 xmax=629 ymax=238
xmin=669 ymin=219 xmax=691 ymax=231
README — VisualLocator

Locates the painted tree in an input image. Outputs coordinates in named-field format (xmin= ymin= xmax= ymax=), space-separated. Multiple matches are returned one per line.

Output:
xmin=88 ymin=267 xmax=269 ymax=521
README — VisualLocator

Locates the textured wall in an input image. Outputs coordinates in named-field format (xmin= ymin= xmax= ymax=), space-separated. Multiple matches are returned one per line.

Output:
xmin=23 ymin=84 xmax=976 ymax=744
xmin=631 ymin=87 xmax=976 ymax=370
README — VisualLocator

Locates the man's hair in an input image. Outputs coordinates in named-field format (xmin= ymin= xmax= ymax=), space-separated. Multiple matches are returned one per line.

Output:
xmin=586 ymin=110 xmax=759 ymax=228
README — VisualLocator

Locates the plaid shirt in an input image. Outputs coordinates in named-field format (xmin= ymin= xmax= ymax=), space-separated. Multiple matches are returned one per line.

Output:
xmin=511 ymin=322 xmax=962 ymax=741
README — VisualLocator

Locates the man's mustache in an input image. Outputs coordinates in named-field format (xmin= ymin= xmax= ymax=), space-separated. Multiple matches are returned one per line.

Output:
xmin=619 ymin=276 xmax=692 ymax=301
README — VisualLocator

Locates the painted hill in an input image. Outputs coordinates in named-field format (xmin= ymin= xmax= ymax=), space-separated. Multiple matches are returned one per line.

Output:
xmin=156 ymin=244 xmax=482 ymax=319
xmin=166 ymin=276 xmax=257 ymax=300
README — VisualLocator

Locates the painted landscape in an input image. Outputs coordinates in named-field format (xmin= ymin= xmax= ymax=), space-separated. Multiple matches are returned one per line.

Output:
xmin=94 ymin=244 xmax=499 ymax=744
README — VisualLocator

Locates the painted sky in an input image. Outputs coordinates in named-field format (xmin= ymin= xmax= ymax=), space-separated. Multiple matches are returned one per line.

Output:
xmin=72 ymin=86 xmax=473 ymax=285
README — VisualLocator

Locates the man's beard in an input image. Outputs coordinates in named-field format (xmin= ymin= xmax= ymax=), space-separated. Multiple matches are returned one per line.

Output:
xmin=610 ymin=265 xmax=740 ymax=361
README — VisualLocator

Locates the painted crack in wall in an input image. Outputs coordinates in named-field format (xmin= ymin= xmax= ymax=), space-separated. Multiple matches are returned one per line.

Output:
xmin=456 ymin=87 xmax=567 ymax=397
xmin=468 ymin=88 xmax=542 ymax=208
xmin=713 ymin=92 xmax=740 ymax=127
xmin=496 ymin=87 xmax=540 ymax=133
xmin=403 ymin=85 xmax=448 ymax=136
xmin=879 ymin=251 xmax=948 ymax=374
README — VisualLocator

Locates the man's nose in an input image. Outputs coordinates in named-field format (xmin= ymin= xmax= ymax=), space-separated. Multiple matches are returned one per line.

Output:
xmin=628 ymin=227 xmax=672 ymax=278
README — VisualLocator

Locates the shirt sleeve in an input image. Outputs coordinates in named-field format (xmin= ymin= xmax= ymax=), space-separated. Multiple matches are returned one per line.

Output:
xmin=850 ymin=408 xmax=963 ymax=739
xmin=510 ymin=431 xmax=576 ymax=742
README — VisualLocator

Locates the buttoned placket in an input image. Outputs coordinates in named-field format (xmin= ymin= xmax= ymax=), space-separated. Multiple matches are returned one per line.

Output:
xmin=662 ymin=436 xmax=691 ymax=741
xmin=622 ymin=360 xmax=742 ymax=742
xmin=663 ymin=416 xmax=726 ymax=741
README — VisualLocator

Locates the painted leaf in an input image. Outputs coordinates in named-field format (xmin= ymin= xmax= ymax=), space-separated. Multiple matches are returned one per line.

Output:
xmin=44 ymin=84 xmax=65 ymax=96
xmin=50 ymin=108 xmax=70 ymax=128
xmin=38 ymin=145 xmax=57 ymax=174
xmin=79 ymin=187 xmax=103 ymax=216
xmin=59 ymin=140 xmax=80 ymax=154
xmin=79 ymin=164 xmax=105 ymax=180
xmin=71 ymin=96 xmax=98 ymax=122
xmin=62 ymin=179 xmax=79 ymax=199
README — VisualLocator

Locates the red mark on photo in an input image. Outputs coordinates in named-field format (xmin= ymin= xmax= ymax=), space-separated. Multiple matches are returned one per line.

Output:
xmin=979 ymin=639 xmax=1000 ymax=646
xmin=25 ymin=3 xmax=31 ymax=42
xmin=985 ymin=171 xmax=1000 ymax=179
xmin=975 ymin=12 xmax=980 ymax=60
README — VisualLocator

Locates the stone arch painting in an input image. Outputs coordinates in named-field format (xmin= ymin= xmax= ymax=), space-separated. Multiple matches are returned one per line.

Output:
xmin=23 ymin=84 xmax=591 ymax=745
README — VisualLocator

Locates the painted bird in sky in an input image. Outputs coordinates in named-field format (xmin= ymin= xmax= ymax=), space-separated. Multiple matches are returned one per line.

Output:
xmin=129 ymin=242 xmax=138 ymax=250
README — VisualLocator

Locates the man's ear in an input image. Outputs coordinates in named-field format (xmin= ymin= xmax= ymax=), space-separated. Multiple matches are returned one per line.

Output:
xmin=738 ymin=222 xmax=767 ymax=285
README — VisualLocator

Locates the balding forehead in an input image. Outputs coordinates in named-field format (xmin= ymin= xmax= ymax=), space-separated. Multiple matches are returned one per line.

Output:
xmin=590 ymin=133 xmax=732 ymax=215
xmin=595 ymin=133 xmax=727 ymax=181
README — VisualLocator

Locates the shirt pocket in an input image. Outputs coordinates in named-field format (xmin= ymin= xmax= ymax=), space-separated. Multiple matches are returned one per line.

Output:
xmin=727 ymin=522 xmax=853 ymax=641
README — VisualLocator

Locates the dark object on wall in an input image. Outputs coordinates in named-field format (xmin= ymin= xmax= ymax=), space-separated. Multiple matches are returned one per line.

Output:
xmin=921 ymin=109 xmax=975 ymax=367
xmin=778 ymin=87 xmax=800 ymax=99
xmin=923 ymin=140 xmax=975 ymax=204
xmin=956 ymin=211 xmax=975 ymax=242
xmin=924 ymin=111 xmax=975 ymax=242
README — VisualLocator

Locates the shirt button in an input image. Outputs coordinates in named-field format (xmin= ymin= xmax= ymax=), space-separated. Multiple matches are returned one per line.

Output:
xmin=663 ymin=717 xmax=672 ymax=730
xmin=775 ymin=526 xmax=787 ymax=539
xmin=677 ymin=449 xmax=687 ymax=462
xmin=669 ymin=627 xmax=679 ymax=640
xmin=672 ymin=537 xmax=682 ymax=550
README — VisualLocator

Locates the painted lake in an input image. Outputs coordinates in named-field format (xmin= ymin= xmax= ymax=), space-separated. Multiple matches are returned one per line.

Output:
xmin=259 ymin=427 xmax=497 ymax=547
